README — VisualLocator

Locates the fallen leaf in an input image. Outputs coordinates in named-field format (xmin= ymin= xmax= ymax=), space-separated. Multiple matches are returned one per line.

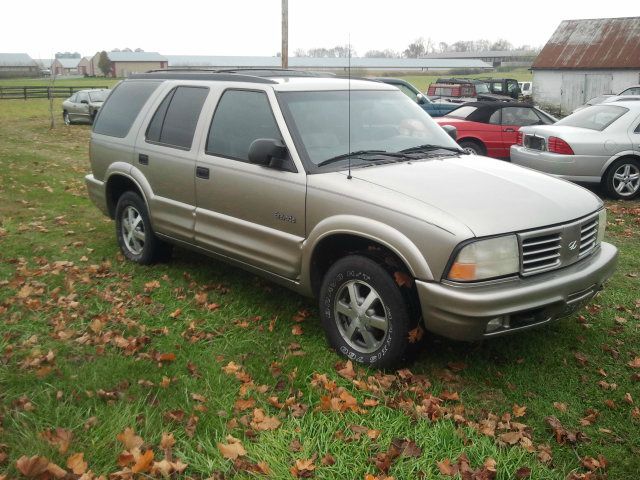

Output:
xmin=117 ymin=427 xmax=144 ymax=450
xmin=16 ymin=456 xmax=50 ymax=477
xmin=292 ymin=325 xmax=304 ymax=336
xmin=515 ymin=466 xmax=532 ymax=478
xmin=132 ymin=449 xmax=154 ymax=473
xmin=394 ymin=271 xmax=413 ymax=287
xmin=218 ymin=437 xmax=247 ymax=460
xmin=513 ymin=404 xmax=527 ymax=417
xmin=66 ymin=453 xmax=87 ymax=475
xmin=628 ymin=357 xmax=640 ymax=369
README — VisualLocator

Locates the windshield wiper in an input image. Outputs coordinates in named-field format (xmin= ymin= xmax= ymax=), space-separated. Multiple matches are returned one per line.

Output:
xmin=399 ymin=144 xmax=465 ymax=155
xmin=317 ymin=150 xmax=410 ymax=167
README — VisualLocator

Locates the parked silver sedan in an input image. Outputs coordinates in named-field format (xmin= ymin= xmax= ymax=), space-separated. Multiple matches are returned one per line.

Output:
xmin=62 ymin=89 xmax=110 ymax=125
xmin=511 ymin=102 xmax=640 ymax=199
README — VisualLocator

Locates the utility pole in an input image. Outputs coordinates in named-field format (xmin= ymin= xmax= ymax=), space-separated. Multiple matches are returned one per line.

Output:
xmin=281 ymin=0 xmax=288 ymax=69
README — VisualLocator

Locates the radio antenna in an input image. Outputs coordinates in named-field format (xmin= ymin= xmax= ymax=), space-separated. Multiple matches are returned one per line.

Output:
xmin=347 ymin=35 xmax=352 ymax=180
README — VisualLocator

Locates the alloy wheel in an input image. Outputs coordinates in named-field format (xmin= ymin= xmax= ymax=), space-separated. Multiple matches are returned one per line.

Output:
xmin=612 ymin=163 xmax=640 ymax=197
xmin=333 ymin=280 xmax=389 ymax=354
xmin=121 ymin=205 xmax=146 ymax=255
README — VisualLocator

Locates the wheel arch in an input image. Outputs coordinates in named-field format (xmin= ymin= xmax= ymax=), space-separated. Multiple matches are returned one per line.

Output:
xmin=599 ymin=151 xmax=640 ymax=178
xmin=104 ymin=168 xmax=151 ymax=219
xmin=302 ymin=216 xmax=434 ymax=297
xmin=457 ymin=136 xmax=486 ymax=153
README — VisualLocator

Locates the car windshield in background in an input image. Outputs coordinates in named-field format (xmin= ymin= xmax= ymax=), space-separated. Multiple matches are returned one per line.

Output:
xmin=475 ymin=83 xmax=490 ymax=94
xmin=556 ymin=105 xmax=628 ymax=131
xmin=89 ymin=90 xmax=109 ymax=102
xmin=277 ymin=90 xmax=460 ymax=168
xmin=446 ymin=106 xmax=477 ymax=119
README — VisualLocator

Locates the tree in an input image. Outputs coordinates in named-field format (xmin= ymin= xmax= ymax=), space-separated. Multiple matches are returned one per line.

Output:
xmin=98 ymin=51 xmax=112 ymax=77
xmin=293 ymin=48 xmax=307 ymax=57
xmin=490 ymin=38 xmax=513 ymax=51
xmin=364 ymin=49 xmax=399 ymax=58
xmin=403 ymin=38 xmax=426 ymax=58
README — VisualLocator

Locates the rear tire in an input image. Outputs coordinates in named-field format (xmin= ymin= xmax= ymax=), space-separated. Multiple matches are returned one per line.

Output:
xmin=603 ymin=157 xmax=640 ymax=200
xmin=319 ymin=255 xmax=421 ymax=369
xmin=114 ymin=191 xmax=172 ymax=264
xmin=458 ymin=139 xmax=484 ymax=156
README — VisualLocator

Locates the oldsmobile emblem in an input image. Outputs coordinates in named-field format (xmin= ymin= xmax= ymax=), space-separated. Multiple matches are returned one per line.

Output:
xmin=568 ymin=240 xmax=578 ymax=250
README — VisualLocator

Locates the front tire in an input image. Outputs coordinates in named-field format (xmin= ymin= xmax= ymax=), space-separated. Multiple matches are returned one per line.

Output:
xmin=604 ymin=158 xmax=640 ymax=200
xmin=63 ymin=111 xmax=71 ymax=125
xmin=319 ymin=255 xmax=419 ymax=369
xmin=114 ymin=191 xmax=172 ymax=264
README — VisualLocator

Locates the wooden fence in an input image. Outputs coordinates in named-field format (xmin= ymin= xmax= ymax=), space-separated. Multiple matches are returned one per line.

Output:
xmin=0 ymin=86 xmax=109 ymax=100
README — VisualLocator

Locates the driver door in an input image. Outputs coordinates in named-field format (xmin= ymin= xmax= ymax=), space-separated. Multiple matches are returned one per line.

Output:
xmin=75 ymin=91 xmax=91 ymax=122
xmin=194 ymin=88 xmax=306 ymax=279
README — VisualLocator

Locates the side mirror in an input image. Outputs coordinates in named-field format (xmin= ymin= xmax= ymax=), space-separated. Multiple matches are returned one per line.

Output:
xmin=248 ymin=138 xmax=294 ymax=171
xmin=81 ymin=99 xmax=88 ymax=104
xmin=441 ymin=124 xmax=457 ymax=141
xmin=417 ymin=93 xmax=426 ymax=105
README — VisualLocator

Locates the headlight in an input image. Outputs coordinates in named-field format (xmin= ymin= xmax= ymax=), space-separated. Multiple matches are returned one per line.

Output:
xmin=448 ymin=235 xmax=519 ymax=281
xmin=596 ymin=209 xmax=606 ymax=245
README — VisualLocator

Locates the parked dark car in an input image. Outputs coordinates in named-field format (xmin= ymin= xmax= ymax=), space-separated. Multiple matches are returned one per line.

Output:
xmin=427 ymin=78 xmax=513 ymax=103
xmin=435 ymin=101 xmax=557 ymax=158
xmin=480 ymin=78 xmax=522 ymax=99
xmin=374 ymin=78 xmax=458 ymax=117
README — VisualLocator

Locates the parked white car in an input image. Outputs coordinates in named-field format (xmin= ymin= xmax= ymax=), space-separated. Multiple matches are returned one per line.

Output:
xmin=518 ymin=81 xmax=532 ymax=99
xmin=511 ymin=101 xmax=640 ymax=200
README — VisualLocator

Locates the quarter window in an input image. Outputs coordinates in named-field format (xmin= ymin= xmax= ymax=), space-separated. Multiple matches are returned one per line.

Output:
xmin=93 ymin=80 xmax=161 ymax=138
xmin=146 ymin=86 xmax=209 ymax=149
xmin=501 ymin=107 xmax=540 ymax=126
xmin=206 ymin=90 xmax=282 ymax=161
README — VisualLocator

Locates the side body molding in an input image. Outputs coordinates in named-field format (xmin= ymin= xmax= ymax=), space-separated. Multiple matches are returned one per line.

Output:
xmin=299 ymin=215 xmax=434 ymax=297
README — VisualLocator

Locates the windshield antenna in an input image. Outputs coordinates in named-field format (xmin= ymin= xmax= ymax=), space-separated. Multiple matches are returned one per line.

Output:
xmin=347 ymin=34 xmax=352 ymax=180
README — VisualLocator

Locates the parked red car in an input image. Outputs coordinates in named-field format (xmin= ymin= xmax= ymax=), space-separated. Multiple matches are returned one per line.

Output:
xmin=435 ymin=102 xmax=557 ymax=159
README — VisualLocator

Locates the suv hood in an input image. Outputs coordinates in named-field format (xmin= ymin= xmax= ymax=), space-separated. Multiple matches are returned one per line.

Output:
xmin=349 ymin=156 xmax=602 ymax=237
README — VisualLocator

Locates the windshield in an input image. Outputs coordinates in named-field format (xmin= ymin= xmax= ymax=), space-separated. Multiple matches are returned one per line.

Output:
xmin=556 ymin=105 xmax=628 ymax=131
xmin=475 ymin=83 xmax=490 ymax=94
xmin=88 ymin=90 xmax=110 ymax=102
xmin=277 ymin=90 xmax=460 ymax=169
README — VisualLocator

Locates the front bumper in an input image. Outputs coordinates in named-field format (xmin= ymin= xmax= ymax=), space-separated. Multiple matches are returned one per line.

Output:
xmin=416 ymin=242 xmax=618 ymax=341
xmin=84 ymin=174 xmax=108 ymax=216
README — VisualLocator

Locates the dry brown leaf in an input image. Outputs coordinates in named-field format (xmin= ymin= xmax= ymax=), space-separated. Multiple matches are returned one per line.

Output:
xmin=513 ymin=404 xmax=527 ymax=417
xmin=40 ymin=427 xmax=73 ymax=454
xmin=16 ymin=455 xmax=50 ymax=477
xmin=337 ymin=360 xmax=356 ymax=380
xmin=46 ymin=462 xmax=67 ymax=479
xmin=251 ymin=408 xmax=281 ymax=431
xmin=628 ymin=357 xmax=640 ymax=369
xmin=66 ymin=452 xmax=87 ymax=475
xmin=292 ymin=325 xmax=304 ymax=336
xmin=394 ymin=271 xmax=413 ymax=287
xmin=117 ymin=427 xmax=144 ymax=450
xmin=169 ymin=308 xmax=182 ymax=318
xmin=132 ymin=449 xmax=154 ymax=473
xmin=218 ymin=437 xmax=247 ymax=460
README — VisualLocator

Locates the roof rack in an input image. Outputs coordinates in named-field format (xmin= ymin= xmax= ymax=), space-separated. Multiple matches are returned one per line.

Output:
xmin=128 ymin=71 xmax=278 ymax=84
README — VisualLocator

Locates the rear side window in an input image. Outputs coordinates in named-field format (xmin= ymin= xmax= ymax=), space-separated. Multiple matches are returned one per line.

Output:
xmin=206 ymin=90 xmax=282 ymax=161
xmin=93 ymin=81 xmax=161 ymax=137
xmin=146 ymin=86 xmax=209 ymax=149
xmin=556 ymin=105 xmax=629 ymax=131
xmin=446 ymin=106 xmax=476 ymax=119
xmin=501 ymin=107 xmax=540 ymax=126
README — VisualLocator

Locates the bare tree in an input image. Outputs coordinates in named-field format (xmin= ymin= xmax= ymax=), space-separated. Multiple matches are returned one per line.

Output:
xmin=490 ymin=38 xmax=513 ymax=51
xmin=48 ymin=69 xmax=56 ymax=129
xmin=364 ymin=49 xmax=399 ymax=58
xmin=403 ymin=38 xmax=426 ymax=58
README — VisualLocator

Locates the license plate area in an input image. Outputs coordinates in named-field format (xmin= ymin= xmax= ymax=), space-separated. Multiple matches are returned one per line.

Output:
xmin=524 ymin=135 xmax=545 ymax=151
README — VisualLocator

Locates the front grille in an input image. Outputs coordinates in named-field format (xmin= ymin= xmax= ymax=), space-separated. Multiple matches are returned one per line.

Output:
xmin=579 ymin=219 xmax=598 ymax=257
xmin=518 ymin=212 xmax=600 ymax=277
xmin=521 ymin=232 xmax=562 ymax=274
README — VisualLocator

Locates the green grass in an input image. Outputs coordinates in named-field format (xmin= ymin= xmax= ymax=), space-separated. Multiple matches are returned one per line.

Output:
xmin=0 ymin=99 xmax=638 ymax=479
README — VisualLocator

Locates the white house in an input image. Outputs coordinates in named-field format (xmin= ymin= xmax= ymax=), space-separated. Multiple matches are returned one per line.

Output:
xmin=532 ymin=16 xmax=640 ymax=115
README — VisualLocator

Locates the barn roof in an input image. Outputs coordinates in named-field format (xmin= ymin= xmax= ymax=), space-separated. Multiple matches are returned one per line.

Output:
xmin=107 ymin=51 xmax=167 ymax=62
xmin=165 ymin=55 xmax=492 ymax=70
xmin=0 ymin=53 xmax=37 ymax=67
xmin=54 ymin=58 xmax=81 ymax=68
xmin=532 ymin=16 xmax=640 ymax=70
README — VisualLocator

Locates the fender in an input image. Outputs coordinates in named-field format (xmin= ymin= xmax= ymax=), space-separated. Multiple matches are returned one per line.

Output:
xmin=599 ymin=150 xmax=640 ymax=176
xmin=104 ymin=164 xmax=155 ymax=222
xmin=299 ymin=215 xmax=434 ymax=297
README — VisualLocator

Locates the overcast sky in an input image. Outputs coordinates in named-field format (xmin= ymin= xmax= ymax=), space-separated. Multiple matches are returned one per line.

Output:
xmin=2 ymin=0 xmax=636 ymax=59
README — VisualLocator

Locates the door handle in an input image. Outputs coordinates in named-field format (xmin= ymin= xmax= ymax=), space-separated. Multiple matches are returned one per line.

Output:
xmin=196 ymin=166 xmax=210 ymax=179
xmin=138 ymin=154 xmax=149 ymax=165
xmin=504 ymin=128 xmax=515 ymax=132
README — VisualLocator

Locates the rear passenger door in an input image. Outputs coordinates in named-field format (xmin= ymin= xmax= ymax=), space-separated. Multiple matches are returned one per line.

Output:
xmin=134 ymin=85 xmax=210 ymax=241
xmin=194 ymin=88 xmax=306 ymax=279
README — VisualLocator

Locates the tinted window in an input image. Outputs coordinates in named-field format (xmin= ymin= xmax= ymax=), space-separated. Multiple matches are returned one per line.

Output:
xmin=145 ymin=86 xmax=208 ymax=149
xmin=93 ymin=81 xmax=161 ymax=137
xmin=489 ymin=110 xmax=501 ymax=124
xmin=397 ymin=84 xmax=418 ymax=102
xmin=207 ymin=90 xmax=281 ymax=161
xmin=635 ymin=123 xmax=640 ymax=133
xmin=446 ymin=106 xmax=477 ymax=119
xmin=556 ymin=105 xmax=629 ymax=131
xmin=621 ymin=87 xmax=640 ymax=95
xmin=501 ymin=107 xmax=540 ymax=126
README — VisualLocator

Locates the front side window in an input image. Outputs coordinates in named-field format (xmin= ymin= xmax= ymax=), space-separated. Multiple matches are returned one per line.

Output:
xmin=146 ymin=86 xmax=209 ymax=149
xmin=621 ymin=87 xmax=640 ymax=95
xmin=556 ymin=105 xmax=629 ymax=131
xmin=489 ymin=110 xmax=501 ymax=124
xmin=206 ymin=90 xmax=282 ymax=161
xmin=77 ymin=91 xmax=89 ymax=103
xmin=475 ymin=83 xmax=490 ymax=94
xmin=88 ymin=90 xmax=109 ymax=102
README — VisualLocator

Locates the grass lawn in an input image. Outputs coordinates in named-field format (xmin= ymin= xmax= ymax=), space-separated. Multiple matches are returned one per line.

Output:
xmin=0 ymin=99 xmax=638 ymax=480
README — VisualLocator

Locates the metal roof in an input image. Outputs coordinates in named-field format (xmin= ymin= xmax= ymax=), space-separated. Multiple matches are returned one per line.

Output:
xmin=165 ymin=55 xmax=491 ymax=70
xmin=54 ymin=58 xmax=81 ymax=68
xmin=107 ymin=51 xmax=167 ymax=62
xmin=0 ymin=53 xmax=37 ymax=67
xmin=423 ymin=50 xmax=538 ymax=59
xmin=35 ymin=58 xmax=54 ymax=68
xmin=532 ymin=16 xmax=640 ymax=69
